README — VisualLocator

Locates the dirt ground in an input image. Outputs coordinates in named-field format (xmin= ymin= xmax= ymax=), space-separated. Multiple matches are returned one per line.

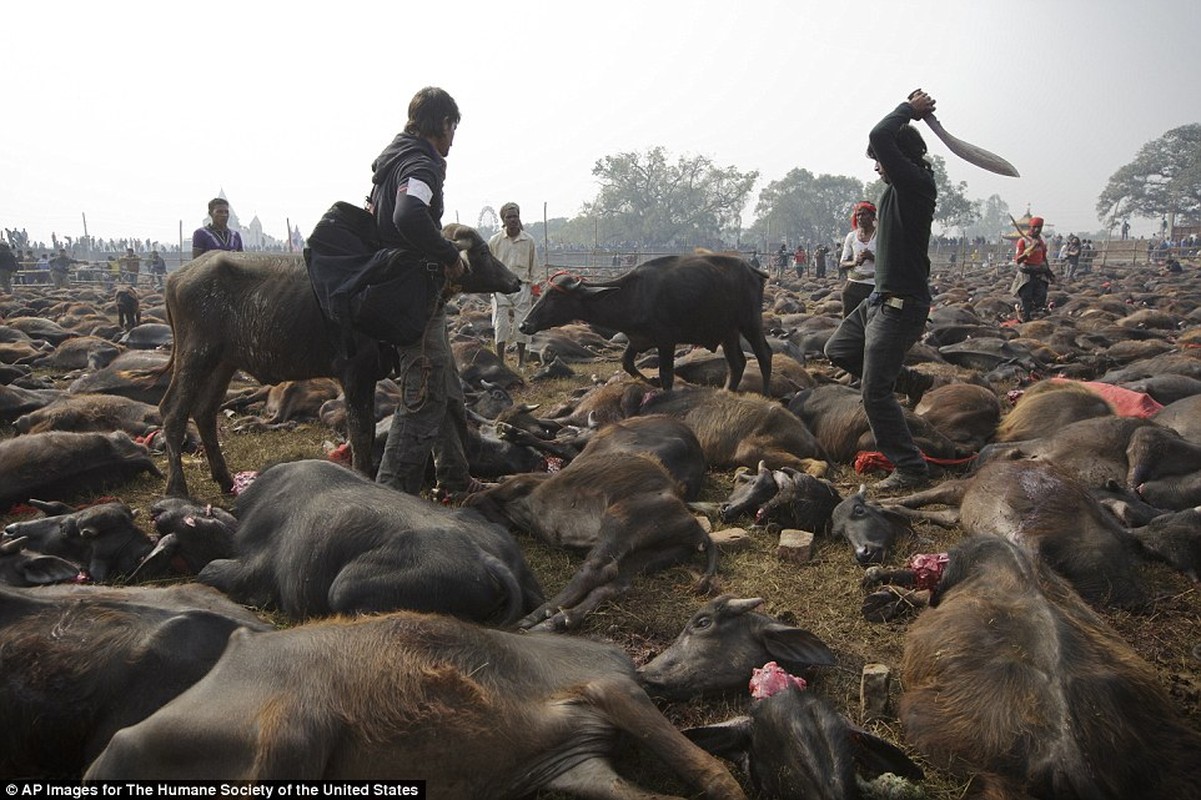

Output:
xmin=3 ymin=355 xmax=1200 ymax=797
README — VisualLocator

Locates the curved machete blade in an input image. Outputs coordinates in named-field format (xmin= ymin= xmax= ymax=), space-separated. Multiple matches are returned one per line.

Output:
xmin=923 ymin=113 xmax=1020 ymax=177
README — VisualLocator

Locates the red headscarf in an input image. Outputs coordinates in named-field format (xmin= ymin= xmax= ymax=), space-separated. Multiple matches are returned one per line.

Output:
xmin=1029 ymin=216 xmax=1045 ymax=229
xmin=851 ymin=201 xmax=877 ymax=229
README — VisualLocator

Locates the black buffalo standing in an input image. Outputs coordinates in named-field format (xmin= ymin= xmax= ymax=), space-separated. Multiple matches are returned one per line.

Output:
xmin=519 ymin=254 xmax=773 ymax=393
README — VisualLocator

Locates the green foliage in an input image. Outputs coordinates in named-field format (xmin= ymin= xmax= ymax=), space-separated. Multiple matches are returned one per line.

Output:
xmin=748 ymin=169 xmax=865 ymax=249
xmin=576 ymin=147 xmax=758 ymax=247
xmin=1097 ymin=124 xmax=1201 ymax=224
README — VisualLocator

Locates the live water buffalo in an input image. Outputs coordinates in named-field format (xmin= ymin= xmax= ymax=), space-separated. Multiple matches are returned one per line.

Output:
xmin=638 ymin=596 xmax=836 ymax=699
xmin=685 ymin=686 xmax=922 ymax=800
xmin=520 ymin=255 xmax=773 ymax=393
xmin=198 ymin=460 xmax=542 ymax=624
xmin=1 ymin=582 xmax=270 ymax=778
xmin=84 ymin=611 xmax=748 ymax=799
xmin=0 ymin=431 xmax=160 ymax=510
xmin=114 ymin=286 xmax=140 ymax=331
xmin=901 ymin=535 xmax=1201 ymax=799
xmin=468 ymin=451 xmax=716 ymax=631
xmin=159 ymin=224 xmax=520 ymax=497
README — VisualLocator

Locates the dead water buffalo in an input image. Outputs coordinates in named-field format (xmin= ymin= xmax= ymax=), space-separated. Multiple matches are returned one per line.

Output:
xmin=901 ymin=535 xmax=1201 ymax=799
xmin=14 ymin=393 xmax=166 ymax=438
xmin=829 ymin=487 xmax=914 ymax=565
xmin=2 ymin=501 xmax=153 ymax=583
xmin=638 ymin=596 xmax=836 ymax=699
xmin=84 ymin=611 xmax=748 ymax=799
xmin=0 ymin=582 xmax=270 ymax=778
xmin=0 ymin=431 xmax=160 ymax=511
xmin=159 ymin=224 xmax=520 ymax=497
xmin=787 ymin=384 xmax=964 ymax=465
xmin=520 ymin=254 xmax=773 ymax=393
xmin=30 ymin=335 xmax=121 ymax=371
xmin=642 ymin=386 xmax=826 ymax=471
xmin=719 ymin=462 xmax=841 ymax=531
xmin=198 ymin=460 xmax=542 ymax=624
xmin=469 ymin=451 xmax=716 ymax=631
xmin=500 ymin=414 xmax=707 ymax=500
xmin=0 ymin=537 xmax=82 ymax=586
xmin=888 ymin=459 xmax=1146 ymax=607
xmin=685 ymin=686 xmax=922 ymax=800
xmin=66 ymin=349 xmax=173 ymax=405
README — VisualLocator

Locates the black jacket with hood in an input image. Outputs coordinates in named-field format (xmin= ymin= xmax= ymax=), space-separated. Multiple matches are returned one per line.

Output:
xmin=368 ymin=132 xmax=459 ymax=267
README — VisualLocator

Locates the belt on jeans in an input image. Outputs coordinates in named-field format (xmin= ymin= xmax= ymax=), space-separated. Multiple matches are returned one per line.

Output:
xmin=869 ymin=291 xmax=907 ymax=310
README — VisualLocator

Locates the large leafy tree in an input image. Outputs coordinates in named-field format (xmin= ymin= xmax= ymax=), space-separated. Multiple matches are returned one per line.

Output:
xmin=750 ymin=169 xmax=865 ymax=248
xmin=862 ymin=154 xmax=978 ymax=233
xmin=963 ymin=193 xmax=1012 ymax=240
xmin=577 ymin=147 xmax=758 ymax=248
xmin=1096 ymin=124 xmax=1201 ymax=225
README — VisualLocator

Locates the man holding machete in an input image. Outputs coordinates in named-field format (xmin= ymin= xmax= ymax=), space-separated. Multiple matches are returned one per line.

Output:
xmin=825 ymin=88 xmax=937 ymax=492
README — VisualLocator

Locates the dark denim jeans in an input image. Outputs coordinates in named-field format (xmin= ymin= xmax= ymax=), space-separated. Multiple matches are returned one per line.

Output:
xmin=824 ymin=293 xmax=930 ymax=473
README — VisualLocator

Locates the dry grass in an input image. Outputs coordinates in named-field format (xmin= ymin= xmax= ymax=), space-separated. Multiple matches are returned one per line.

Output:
xmin=4 ymin=355 xmax=1200 ymax=798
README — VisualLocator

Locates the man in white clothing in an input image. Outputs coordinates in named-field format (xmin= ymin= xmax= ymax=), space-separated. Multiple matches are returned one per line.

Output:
xmin=488 ymin=202 xmax=538 ymax=368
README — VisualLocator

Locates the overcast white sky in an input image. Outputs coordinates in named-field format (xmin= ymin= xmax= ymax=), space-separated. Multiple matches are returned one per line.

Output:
xmin=3 ymin=0 xmax=1198 ymax=250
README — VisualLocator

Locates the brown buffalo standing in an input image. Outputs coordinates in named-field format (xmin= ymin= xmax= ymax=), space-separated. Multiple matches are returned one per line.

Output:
xmin=158 ymin=225 xmax=519 ymax=497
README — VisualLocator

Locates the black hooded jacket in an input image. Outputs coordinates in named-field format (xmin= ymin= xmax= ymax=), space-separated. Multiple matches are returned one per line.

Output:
xmin=369 ymin=132 xmax=459 ymax=266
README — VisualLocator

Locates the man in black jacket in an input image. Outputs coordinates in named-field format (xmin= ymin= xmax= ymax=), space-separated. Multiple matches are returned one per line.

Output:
xmin=369 ymin=87 xmax=476 ymax=497
xmin=824 ymin=89 xmax=937 ymax=492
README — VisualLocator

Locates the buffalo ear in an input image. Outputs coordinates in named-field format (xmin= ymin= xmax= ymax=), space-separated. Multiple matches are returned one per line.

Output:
xmin=848 ymin=725 xmax=924 ymax=781
xmin=682 ymin=717 xmax=753 ymax=761
xmin=879 ymin=507 xmax=914 ymax=532
xmin=763 ymin=626 xmax=838 ymax=668
xmin=21 ymin=555 xmax=82 ymax=585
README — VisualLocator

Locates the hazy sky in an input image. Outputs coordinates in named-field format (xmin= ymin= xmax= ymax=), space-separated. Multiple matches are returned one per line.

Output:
xmin=4 ymin=0 xmax=1198 ymax=250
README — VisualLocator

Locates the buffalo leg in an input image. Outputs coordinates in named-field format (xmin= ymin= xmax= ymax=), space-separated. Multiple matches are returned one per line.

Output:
xmin=579 ymin=677 xmax=748 ymax=800
xmin=744 ymin=327 xmax=774 ymax=394
xmin=721 ymin=334 xmax=748 ymax=392
xmin=621 ymin=344 xmax=653 ymax=386
xmin=192 ymin=363 xmax=239 ymax=493
xmin=159 ymin=355 xmax=225 ymax=497
xmin=342 ymin=368 xmax=378 ymax=479
xmin=656 ymin=345 xmax=676 ymax=392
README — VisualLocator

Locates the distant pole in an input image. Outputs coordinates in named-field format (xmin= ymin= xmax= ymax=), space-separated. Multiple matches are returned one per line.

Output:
xmin=286 ymin=217 xmax=293 ymax=253
xmin=179 ymin=221 xmax=184 ymax=266
xmin=81 ymin=212 xmax=90 ymax=260
xmin=543 ymin=202 xmax=549 ymax=271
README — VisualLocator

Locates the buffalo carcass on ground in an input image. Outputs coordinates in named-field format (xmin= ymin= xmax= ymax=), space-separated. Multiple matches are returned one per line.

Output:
xmin=519 ymin=254 xmax=773 ymax=393
xmin=84 ymin=610 xmax=749 ymax=799
xmin=158 ymin=224 xmax=520 ymax=497
xmin=901 ymin=535 xmax=1201 ymax=799
xmin=197 ymin=459 xmax=543 ymax=624
xmin=468 ymin=449 xmax=716 ymax=632
xmin=0 ymin=582 xmax=270 ymax=778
